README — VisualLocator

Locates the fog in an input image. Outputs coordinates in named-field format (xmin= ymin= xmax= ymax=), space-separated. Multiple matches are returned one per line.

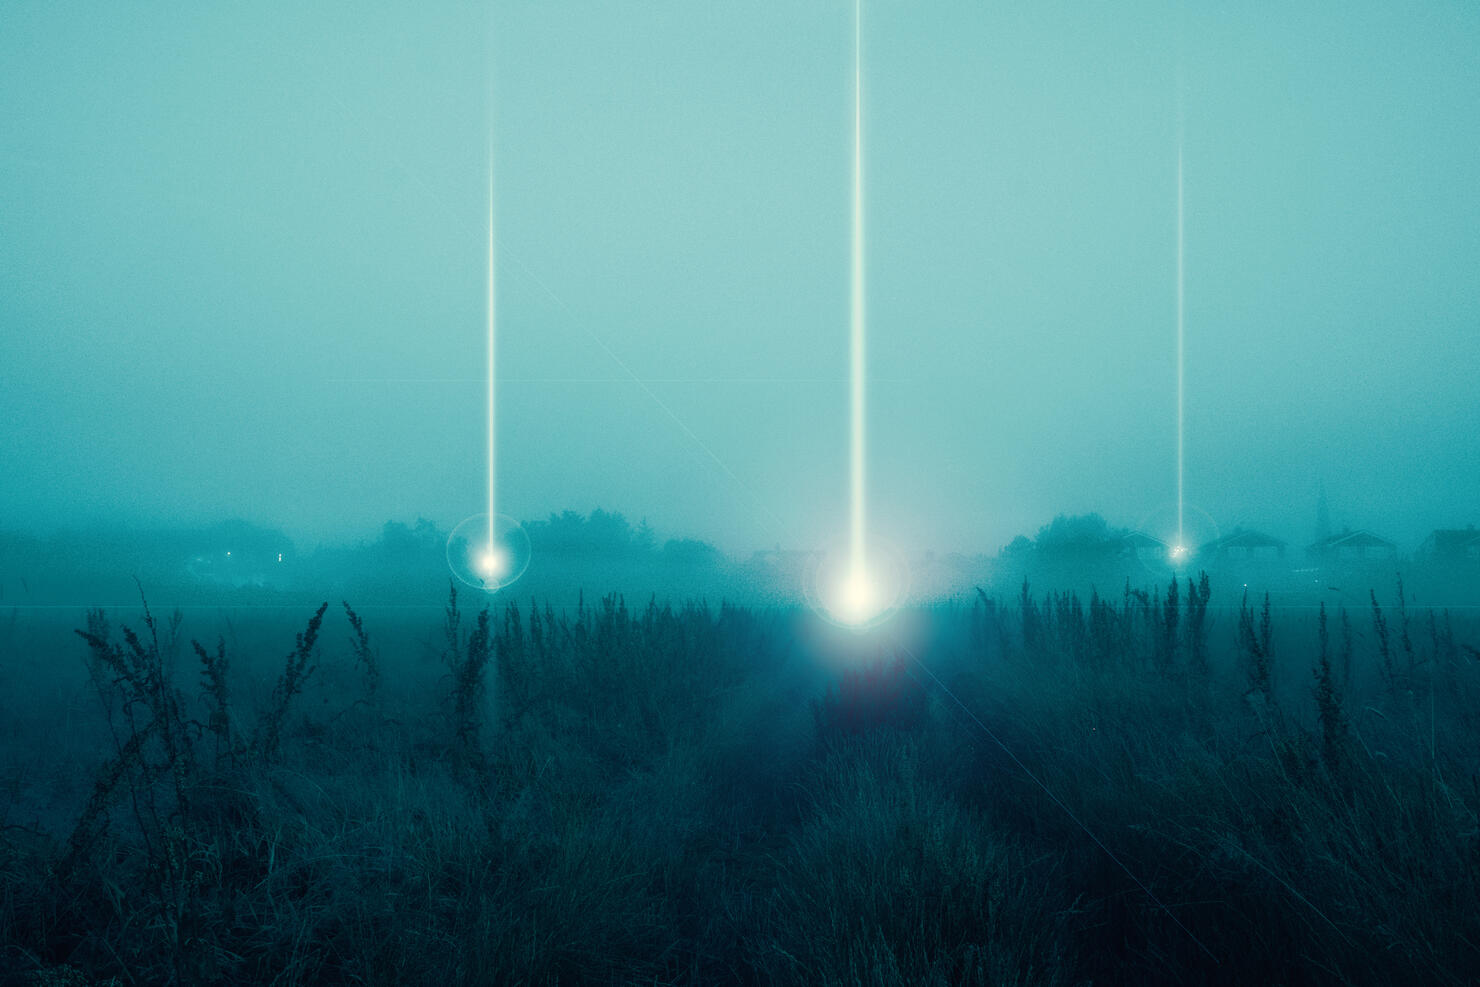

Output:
xmin=9 ymin=10 xmax=1480 ymax=983
xmin=4 ymin=0 xmax=1478 ymax=559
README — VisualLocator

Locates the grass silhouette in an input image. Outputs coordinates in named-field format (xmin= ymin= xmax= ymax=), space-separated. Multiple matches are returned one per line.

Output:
xmin=2 ymin=575 xmax=1477 ymax=985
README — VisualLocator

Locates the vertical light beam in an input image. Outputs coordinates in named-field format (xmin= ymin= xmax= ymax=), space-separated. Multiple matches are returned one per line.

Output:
xmin=849 ymin=0 xmax=867 ymax=580
xmin=1175 ymin=139 xmax=1185 ymax=550
xmin=486 ymin=149 xmax=497 ymax=552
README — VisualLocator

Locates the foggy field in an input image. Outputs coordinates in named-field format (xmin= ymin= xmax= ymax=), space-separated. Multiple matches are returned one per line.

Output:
xmin=5 ymin=3 xmax=1480 ymax=983
xmin=3 ymin=575 xmax=1479 ymax=986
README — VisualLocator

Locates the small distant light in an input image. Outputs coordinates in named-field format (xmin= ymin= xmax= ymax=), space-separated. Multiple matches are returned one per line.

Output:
xmin=277 ymin=553 xmax=283 ymax=563
xmin=226 ymin=550 xmax=232 ymax=557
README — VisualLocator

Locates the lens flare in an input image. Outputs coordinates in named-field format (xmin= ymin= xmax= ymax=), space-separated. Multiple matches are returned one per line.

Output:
xmin=448 ymin=513 xmax=531 ymax=593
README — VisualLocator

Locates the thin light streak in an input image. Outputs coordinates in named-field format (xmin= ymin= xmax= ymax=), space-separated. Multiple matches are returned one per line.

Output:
xmin=294 ymin=52 xmax=789 ymax=543
xmin=849 ymin=0 xmax=867 ymax=579
xmin=1176 ymin=139 xmax=1185 ymax=550
xmin=486 ymin=150 xmax=498 ymax=549
xmin=327 ymin=376 xmax=914 ymax=384
xmin=21 ymin=603 xmax=1480 ymax=613
xmin=1175 ymin=49 xmax=1187 ymax=554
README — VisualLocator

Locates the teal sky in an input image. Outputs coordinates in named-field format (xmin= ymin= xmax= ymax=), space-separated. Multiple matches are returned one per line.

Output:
xmin=3 ymin=1 xmax=1478 ymax=554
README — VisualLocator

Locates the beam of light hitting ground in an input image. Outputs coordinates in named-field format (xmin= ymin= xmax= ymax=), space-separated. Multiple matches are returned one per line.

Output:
xmin=486 ymin=152 xmax=498 ymax=566
xmin=1173 ymin=137 xmax=1187 ymax=566
xmin=447 ymin=123 xmax=531 ymax=592
xmin=808 ymin=0 xmax=907 ymax=630
xmin=1169 ymin=51 xmax=1189 ymax=568
xmin=849 ymin=0 xmax=867 ymax=588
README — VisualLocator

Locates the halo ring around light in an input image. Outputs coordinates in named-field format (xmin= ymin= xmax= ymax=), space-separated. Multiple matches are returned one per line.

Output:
xmin=447 ymin=513 xmax=532 ymax=592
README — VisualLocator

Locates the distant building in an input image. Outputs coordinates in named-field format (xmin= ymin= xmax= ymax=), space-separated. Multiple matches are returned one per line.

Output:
xmin=1120 ymin=531 xmax=1170 ymax=562
xmin=1307 ymin=528 xmax=1397 ymax=564
xmin=1417 ymin=528 xmax=1480 ymax=564
xmin=1200 ymin=529 xmax=1287 ymax=562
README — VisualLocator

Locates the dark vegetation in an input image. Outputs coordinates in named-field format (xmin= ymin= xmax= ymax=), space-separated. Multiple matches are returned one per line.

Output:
xmin=2 ymin=574 xmax=1479 ymax=985
xmin=0 ymin=513 xmax=739 ymax=609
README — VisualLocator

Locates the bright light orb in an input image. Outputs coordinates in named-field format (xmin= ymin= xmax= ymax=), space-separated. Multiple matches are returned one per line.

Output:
xmin=805 ymin=540 xmax=909 ymax=631
xmin=1132 ymin=502 xmax=1220 ymax=576
xmin=447 ymin=513 xmax=531 ymax=593
xmin=476 ymin=547 xmax=509 ymax=580
xmin=834 ymin=568 xmax=883 ymax=626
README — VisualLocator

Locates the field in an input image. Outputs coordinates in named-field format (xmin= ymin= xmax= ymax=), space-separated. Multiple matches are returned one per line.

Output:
xmin=2 ymin=575 xmax=1478 ymax=985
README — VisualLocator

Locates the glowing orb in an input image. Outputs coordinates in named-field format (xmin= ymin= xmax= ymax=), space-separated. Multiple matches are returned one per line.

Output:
xmin=805 ymin=539 xmax=909 ymax=630
xmin=1132 ymin=502 xmax=1219 ymax=574
xmin=476 ymin=546 xmax=509 ymax=580
xmin=447 ymin=513 xmax=531 ymax=592
xmin=836 ymin=570 xmax=883 ymax=624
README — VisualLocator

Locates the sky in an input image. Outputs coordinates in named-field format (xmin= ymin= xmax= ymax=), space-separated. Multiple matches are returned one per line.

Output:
xmin=3 ymin=0 xmax=1478 ymax=556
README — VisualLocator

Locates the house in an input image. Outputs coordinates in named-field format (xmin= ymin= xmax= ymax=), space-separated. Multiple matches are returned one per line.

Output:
xmin=1307 ymin=528 xmax=1397 ymax=564
xmin=1120 ymin=531 xmax=1171 ymax=562
xmin=1200 ymin=529 xmax=1287 ymax=563
xmin=1417 ymin=528 xmax=1480 ymax=564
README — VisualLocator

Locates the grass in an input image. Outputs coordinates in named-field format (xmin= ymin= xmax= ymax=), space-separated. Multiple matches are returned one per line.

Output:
xmin=0 ymin=575 xmax=1477 ymax=985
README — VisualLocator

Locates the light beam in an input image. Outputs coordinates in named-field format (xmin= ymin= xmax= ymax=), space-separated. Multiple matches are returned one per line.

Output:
xmin=447 ymin=96 xmax=532 ymax=594
xmin=1175 ymin=137 xmax=1185 ymax=553
xmin=815 ymin=0 xmax=901 ymax=629
xmin=486 ymin=150 xmax=497 ymax=560
xmin=803 ymin=0 xmax=906 ymax=629
xmin=848 ymin=0 xmax=868 ymax=594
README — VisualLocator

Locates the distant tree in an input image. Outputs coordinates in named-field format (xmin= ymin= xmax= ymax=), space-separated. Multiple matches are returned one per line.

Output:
xmin=586 ymin=509 xmax=635 ymax=552
xmin=378 ymin=521 xmax=422 ymax=561
xmin=526 ymin=509 xmax=643 ymax=557
xmin=662 ymin=538 xmax=722 ymax=565
xmin=1001 ymin=535 xmax=1033 ymax=558
xmin=1036 ymin=513 xmax=1112 ymax=546
xmin=412 ymin=516 xmax=442 ymax=545
xmin=634 ymin=518 xmax=657 ymax=554
xmin=373 ymin=518 xmax=442 ymax=567
xmin=526 ymin=510 xmax=587 ymax=552
xmin=1033 ymin=513 xmax=1126 ymax=559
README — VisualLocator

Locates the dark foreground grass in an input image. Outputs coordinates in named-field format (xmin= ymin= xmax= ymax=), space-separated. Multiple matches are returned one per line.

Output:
xmin=1 ymin=578 xmax=1478 ymax=985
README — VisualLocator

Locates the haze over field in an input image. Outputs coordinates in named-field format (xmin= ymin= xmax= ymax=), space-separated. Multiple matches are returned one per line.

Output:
xmin=3 ymin=0 xmax=1478 ymax=556
xmin=8 ymin=7 xmax=1480 ymax=986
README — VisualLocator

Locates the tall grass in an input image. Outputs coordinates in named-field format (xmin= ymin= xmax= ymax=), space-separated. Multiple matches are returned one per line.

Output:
xmin=1 ymin=574 xmax=1477 ymax=985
